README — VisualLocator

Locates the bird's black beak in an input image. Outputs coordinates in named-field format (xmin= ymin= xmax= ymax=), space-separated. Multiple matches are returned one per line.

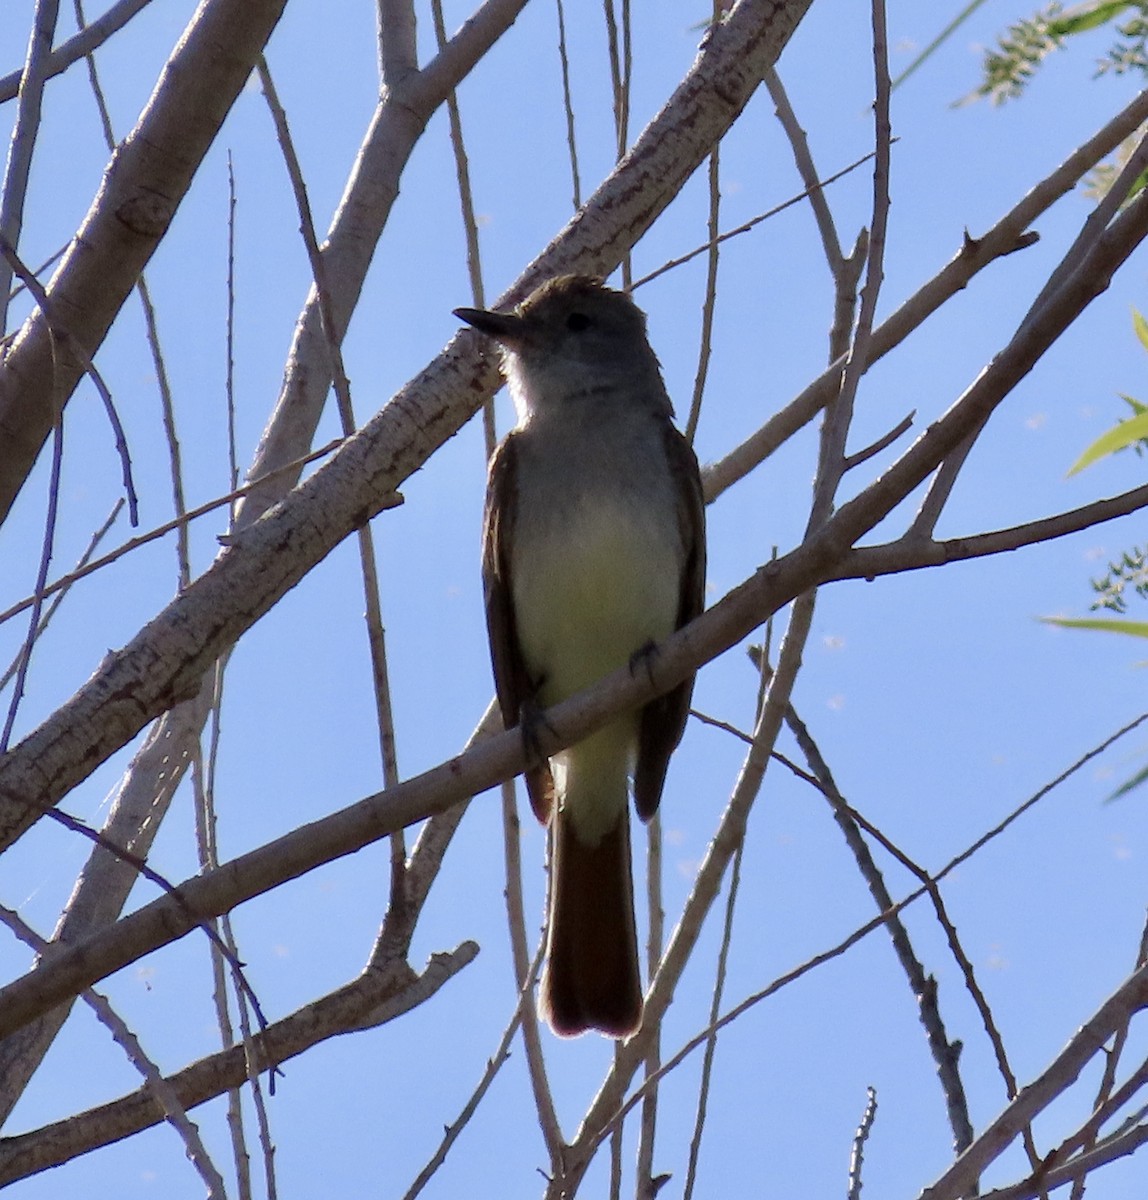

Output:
xmin=454 ymin=306 xmax=527 ymax=344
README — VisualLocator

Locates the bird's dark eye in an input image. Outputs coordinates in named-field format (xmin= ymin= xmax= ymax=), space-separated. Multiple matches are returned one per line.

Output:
xmin=566 ymin=312 xmax=592 ymax=332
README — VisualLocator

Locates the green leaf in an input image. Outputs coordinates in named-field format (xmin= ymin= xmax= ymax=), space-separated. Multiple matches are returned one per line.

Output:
xmin=1042 ymin=615 xmax=1148 ymax=637
xmin=1048 ymin=0 xmax=1135 ymax=36
xmin=1107 ymin=760 xmax=1148 ymax=801
xmin=1133 ymin=305 xmax=1148 ymax=351
xmin=1127 ymin=168 xmax=1148 ymax=204
xmin=1068 ymin=408 xmax=1148 ymax=473
xmin=1119 ymin=393 xmax=1148 ymax=415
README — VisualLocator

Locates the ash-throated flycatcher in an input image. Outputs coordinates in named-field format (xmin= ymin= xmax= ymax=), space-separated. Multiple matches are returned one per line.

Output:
xmin=455 ymin=275 xmax=705 ymax=1038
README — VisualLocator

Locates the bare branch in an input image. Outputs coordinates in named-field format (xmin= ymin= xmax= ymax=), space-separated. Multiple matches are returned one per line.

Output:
xmin=775 ymin=684 xmax=974 ymax=1154
xmin=704 ymin=84 xmax=1148 ymax=500
xmin=0 ymin=946 xmax=477 ymax=1185
xmin=837 ymin=482 xmax=1148 ymax=583
xmin=0 ymin=0 xmax=61 ymax=332
xmin=1 ymin=416 xmax=62 ymax=753
xmin=400 ymin=948 xmax=537 ymax=1200
xmin=681 ymin=836 xmax=744 ymax=1200
xmin=848 ymin=1087 xmax=878 ymax=1200
xmin=555 ymin=0 xmax=581 ymax=211
xmin=764 ymin=66 xmax=845 ymax=275
xmin=919 ymin=964 xmax=1148 ymax=1200
xmin=0 ymin=904 xmax=227 ymax=1198
xmin=378 ymin=0 xmax=418 ymax=89
xmin=977 ymin=1121 xmax=1148 ymax=1200
xmin=0 ymin=0 xmax=291 ymax=523
xmin=0 ymin=0 xmax=157 ymax=104
xmin=597 ymin=711 xmax=1148 ymax=1156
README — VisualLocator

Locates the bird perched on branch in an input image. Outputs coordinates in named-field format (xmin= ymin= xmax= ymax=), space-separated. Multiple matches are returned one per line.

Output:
xmin=456 ymin=275 xmax=705 ymax=1038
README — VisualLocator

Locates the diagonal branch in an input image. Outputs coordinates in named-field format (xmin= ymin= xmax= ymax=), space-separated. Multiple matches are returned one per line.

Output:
xmin=0 ymin=0 xmax=291 ymax=523
xmin=918 ymin=963 xmax=1148 ymax=1200
xmin=0 ymin=944 xmax=478 ymax=1185
xmin=703 ymin=84 xmax=1148 ymax=501
xmin=0 ymin=0 xmax=157 ymax=104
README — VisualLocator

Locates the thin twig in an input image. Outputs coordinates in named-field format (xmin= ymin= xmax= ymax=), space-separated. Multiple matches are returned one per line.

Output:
xmin=764 ymin=66 xmax=844 ymax=274
xmin=602 ymin=0 xmax=632 ymax=288
xmin=684 ymin=136 xmax=720 ymax=443
xmin=764 ymin=65 xmax=868 ymax=367
xmin=41 ymin=802 xmax=272 ymax=1041
xmin=637 ymin=813 xmax=665 ymax=1196
xmin=430 ymin=0 xmax=495 ymax=457
xmin=4 ymin=243 xmax=65 ymax=302
xmin=847 ymin=1087 xmax=878 ymax=1200
xmin=808 ymin=0 xmax=891 ymax=532
xmin=890 ymin=0 xmax=991 ymax=91
xmin=843 ymin=409 xmax=914 ymax=470
xmin=0 ymin=0 xmax=60 ymax=332
xmin=555 ymin=0 xmax=581 ymax=211
xmin=501 ymin=779 xmax=564 ymax=1166
xmin=400 ymin=947 xmax=542 ymax=1200
xmin=0 ymin=498 xmax=122 ymax=694
xmin=1 ymin=416 xmax=62 ymax=753
xmin=681 ymin=837 xmax=744 ymax=1200
xmin=226 ymin=153 xmax=240 ymax=502
xmin=630 ymin=149 xmax=879 ymax=292
xmin=196 ymin=658 xmax=276 ymax=1199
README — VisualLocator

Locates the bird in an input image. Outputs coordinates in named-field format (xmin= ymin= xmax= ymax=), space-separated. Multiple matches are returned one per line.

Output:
xmin=455 ymin=275 xmax=705 ymax=1038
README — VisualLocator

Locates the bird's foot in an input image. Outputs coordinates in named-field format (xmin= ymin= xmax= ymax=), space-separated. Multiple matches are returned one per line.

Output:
xmin=628 ymin=639 xmax=660 ymax=686
xmin=519 ymin=695 xmax=557 ymax=768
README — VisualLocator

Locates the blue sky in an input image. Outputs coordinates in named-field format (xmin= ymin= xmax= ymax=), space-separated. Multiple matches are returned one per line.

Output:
xmin=1 ymin=1 xmax=1147 ymax=1197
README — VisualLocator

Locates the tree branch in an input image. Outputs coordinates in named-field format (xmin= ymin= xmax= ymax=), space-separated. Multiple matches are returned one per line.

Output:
xmin=0 ymin=0 xmax=157 ymax=104
xmin=0 ymin=944 xmax=477 ymax=1184
xmin=918 ymin=963 xmax=1148 ymax=1200
xmin=703 ymin=84 xmax=1148 ymax=501
xmin=0 ymin=0 xmax=291 ymax=523
xmin=836 ymin=482 xmax=1148 ymax=583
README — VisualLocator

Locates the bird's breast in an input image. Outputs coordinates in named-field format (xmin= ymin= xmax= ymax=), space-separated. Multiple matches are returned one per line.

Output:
xmin=511 ymin=476 xmax=682 ymax=706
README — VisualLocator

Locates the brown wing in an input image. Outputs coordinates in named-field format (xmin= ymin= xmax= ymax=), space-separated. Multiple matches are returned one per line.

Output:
xmin=633 ymin=426 xmax=706 ymax=821
xmin=482 ymin=433 xmax=555 ymax=823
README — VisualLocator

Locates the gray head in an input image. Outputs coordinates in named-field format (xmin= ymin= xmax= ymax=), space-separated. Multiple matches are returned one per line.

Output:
xmin=454 ymin=275 xmax=670 ymax=421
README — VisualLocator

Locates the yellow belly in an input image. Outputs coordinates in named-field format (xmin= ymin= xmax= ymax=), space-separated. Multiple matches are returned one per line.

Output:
xmin=512 ymin=494 xmax=681 ymax=707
